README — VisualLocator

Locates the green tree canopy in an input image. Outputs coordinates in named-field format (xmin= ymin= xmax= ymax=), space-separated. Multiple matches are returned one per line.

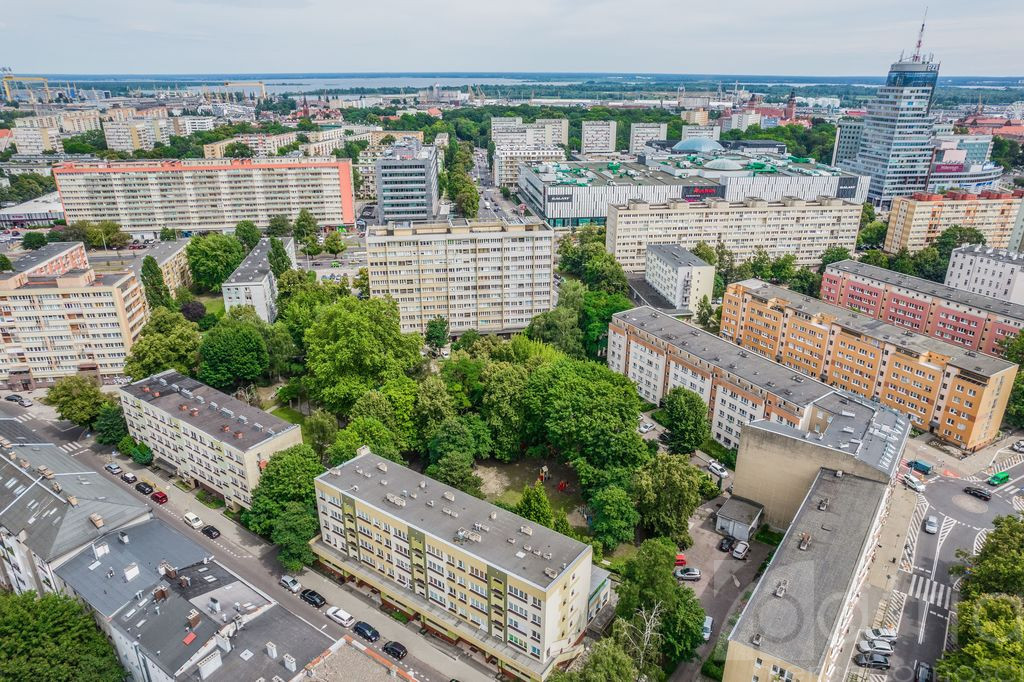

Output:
xmin=323 ymin=230 xmax=346 ymax=255
xmin=268 ymin=237 xmax=292 ymax=278
xmin=937 ymin=593 xmax=1024 ymax=682
xmin=634 ymin=453 xmax=710 ymax=547
xmin=526 ymin=306 xmax=586 ymax=359
xmin=124 ymin=307 xmax=201 ymax=378
xmin=140 ymin=255 xmax=173 ymax=310
xmin=185 ymin=233 xmax=246 ymax=292
xmin=952 ymin=513 xmax=1024 ymax=600
xmin=589 ymin=485 xmax=639 ymax=549
xmin=21 ymin=231 xmax=47 ymax=250
xmin=242 ymin=444 xmax=324 ymax=536
xmin=326 ymin=416 xmax=402 ymax=465
xmin=292 ymin=208 xmax=318 ymax=243
xmin=303 ymin=409 xmax=338 ymax=460
xmin=271 ymin=500 xmax=320 ymax=571
xmin=224 ymin=141 xmax=254 ymax=157
xmin=94 ymin=403 xmax=129 ymax=446
xmin=514 ymin=482 xmax=555 ymax=528
xmin=267 ymin=214 xmax=292 ymax=236
xmin=46 ymin=376 xmax=112 ymax=427
xmin=197 ymin=317 xmax=269 ymax=390
xmin=234 ymin=220 xmax=261 ymax=251
xmin=0 ymin=254 xmax=12 ymax=271
xmin=549 ymin=638 xmax=638 ymax=682
xmin=425 ymin=316 xmax=450 ymax=350
xmin=661 ymin=387 xmax=710 ymax=455
xmin=818 ymin=246 xmax=852 ymax=274
xmin=857 ymin=220 xmax=888 ymax=249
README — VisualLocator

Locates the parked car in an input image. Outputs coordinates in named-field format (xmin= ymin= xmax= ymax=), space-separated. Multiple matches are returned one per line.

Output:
xmin=201 ymin=525 xmax=220 ymax=539
xmin=718 ymin=536 xmax=736 ymax=552
xmin=183 ymin=512 xmax=203 ymax=530
xmin=353 ymin=621 xmax=380 ymax=642
xmin=17 ymin=398 xmax=32 ymax=407
xmin=860 ymin=627 xmax=898 ymax=642
xmin=150 ymin=491 xmax=168 ymax=504
xmin=300 ymin=589 xmax=326 ymax=608
xmin=279 ymin=575 xmax=302 ymax=593
xmin=915 ymin=661 xmax=934 ymax=682
xmin=902 ymin=473 xmax=926 ymax=493
xmin=104 ymin=462 xmax=123 ymax=475
xmin=964 ymin=486 xmax=992 ymax=501
xmin=638 ymin=422 xmax=655 ymax=434
xmin=923 ymin=515 xmax=939 ymax=534
xmin=708 ymin=461 xmax=730 ymax=478
xmin=120 ymin=471 xmax=138 ymax=484
xmin=135 ymin=481 xmax=154 ymax=495
xmin=382 ymin=641 xmax=408 ymax=660
xmin=4 ymin=394 xmax=23 ymax=403
xmin=674 ymin=553 xmax=687 ymax=566
xmin=856 ymin=639 xmax=895 ymax=655
xmin=702 ymin=615 xmax=714 ymax=642
xmin=325 ymin=606 xmax=355 ymax=627
xmin=853 ymin=653 xmax=891 ymax=670
xmin=732 ymin=541 xmax=750 ymax=560
xmin=1012 ymin=440 xmax=1024 ymax=453
xmin=674 ymin=567 xmax=701 ymax=581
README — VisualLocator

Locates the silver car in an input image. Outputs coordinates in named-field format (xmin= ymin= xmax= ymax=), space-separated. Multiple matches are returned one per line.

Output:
xmin=923 ymin=515 xmax=939 ymax=534
xmin=856 ymin=639 xmax=895 ymax=656
xmin=279 ymin=575 xmax=302 ymax=593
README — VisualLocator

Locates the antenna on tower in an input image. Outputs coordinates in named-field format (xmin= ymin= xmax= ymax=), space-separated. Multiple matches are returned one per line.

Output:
xmin=912 ymin=7 xmax=928 ymax=62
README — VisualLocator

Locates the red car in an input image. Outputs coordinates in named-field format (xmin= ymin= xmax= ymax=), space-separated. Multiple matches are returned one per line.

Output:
xmin=674 ymin=553 xmax=687 ymax=566
xmin=150 ymin=491 xmax=168 ymax=504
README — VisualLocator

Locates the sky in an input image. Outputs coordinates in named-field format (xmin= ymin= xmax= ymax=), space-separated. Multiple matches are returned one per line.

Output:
xmin=5 ymin=0 xmax=1023 ymax=76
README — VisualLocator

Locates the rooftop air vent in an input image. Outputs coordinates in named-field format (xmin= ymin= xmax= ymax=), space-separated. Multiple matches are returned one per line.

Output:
xmin=751 ymin=633 xmax=763 ymax=647
xmin=774 ymin=580 xmax=788 ymax=598
xmin=520 ymin=525 xmax=533 ymax=536
xmin=798 ymin=532 xmax=812 ymax=551
xmin=442 ymin=491 xmax=455 ymax=502
xmin=376 ymin=462 xmax=388 ymax=473
xmin=818 ymin=497 xmax=829 ymax=511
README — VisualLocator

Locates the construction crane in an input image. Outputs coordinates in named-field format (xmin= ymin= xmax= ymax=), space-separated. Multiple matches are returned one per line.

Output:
xmin=1 ymin=68 xmax=52 ymax=103
xmin=223 ymin=81 xmax=266 ymax=100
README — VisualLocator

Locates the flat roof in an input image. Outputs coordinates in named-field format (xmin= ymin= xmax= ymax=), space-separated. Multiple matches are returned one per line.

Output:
xmin=367 ymin=216 xmax=549 ymax=238
xmin=319 ymin=451 xmax=590 ymax=589
xmin=734 ymin=279 xmax=1014 ymax=377
xmin=129 ymin=240 xmax=187 ymax=278
xmin=224 ymin=237 xmax=290 ymax=286
xmin=951 ymin=244 xmax=1024 ymax=266
xmin=119 ymin=370 xmax=297 ymax=450
xmin=717 ymin=496 xmax=764 ymax=525
xmin=612 ymin=306 xmax=835 ymax=407
xmin=0 ymin=191 xmax=63 ymax=216
xmin=647 ymin=244 xmax=711 ymax=269
xmin=6 ymin=241 xmax=81 ymax=273
xmin=826 ymin=259 xmax=1024 ymax=321
xmin=730 ymin=469 xmax=886 ymax=673
xmin=525 ymin=161 xmax=714 ymax=189
xmin=646 ymin=150 xmax=859 ymax=178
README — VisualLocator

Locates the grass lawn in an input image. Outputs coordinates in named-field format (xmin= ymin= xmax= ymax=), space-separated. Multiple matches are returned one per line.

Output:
xmin=476 ymin=458 xmax=586 ymax=529
xmin=196 ymin=294 xmax=225 ymax=317
xmin=271 ymin=405 xmax=306 ymax=426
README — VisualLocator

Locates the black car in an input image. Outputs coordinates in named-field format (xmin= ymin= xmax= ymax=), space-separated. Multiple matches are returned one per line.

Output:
xmin=382 ymin=641 xmax=408 ymax=660
xmin=353 ymin=621 xmax=379 ymax=642
xmin=120 ymin=472 xmax=138 ymax=484
xmin=5 ymin=394 xmax=23 ymax=403
xmin=300 ymin=589 xmax=326 ymax=608
xmin=201 ymin=525 xmax=221 ymax=539
xmin=964 ymin=486 xmax=992 ymax=501
xmin=135 ymin=481 xmax=154 ymax=495
xmin=718 ymin=536 xmax=736 ymax=552
xmin=916 ymin=661 xmax=934 ymax=682
xmin=854 ymin=653 xmax=891 ymax=670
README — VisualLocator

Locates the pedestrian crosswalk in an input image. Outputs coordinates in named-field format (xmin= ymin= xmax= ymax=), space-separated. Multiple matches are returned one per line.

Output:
xmin=908 ymin=574 xmax=952 ymax=610
xmin=12 ymin=414 xmax=32 ymax=424
xmin=56 ymin=442 xmax=82 ymax=454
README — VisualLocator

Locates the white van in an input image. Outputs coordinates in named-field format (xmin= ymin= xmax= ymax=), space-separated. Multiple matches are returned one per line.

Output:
xmin=902 ymin=473 xmax=925 ymax=493
xmin=702 ymin=615 xmax=714 ymax=641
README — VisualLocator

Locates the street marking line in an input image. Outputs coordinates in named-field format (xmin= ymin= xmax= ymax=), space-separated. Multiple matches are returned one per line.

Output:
xmin=973 ymin=528 xmax=990 ymax=555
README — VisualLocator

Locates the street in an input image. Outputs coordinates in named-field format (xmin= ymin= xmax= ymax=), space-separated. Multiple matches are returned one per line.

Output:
xmin=2 ymin=393 xmax=491 ymax=682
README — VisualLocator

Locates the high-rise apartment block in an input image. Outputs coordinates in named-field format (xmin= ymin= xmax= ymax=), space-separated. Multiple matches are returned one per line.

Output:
xmin=376 ymin=141 xmax=440 ymax=223
xmin=355 ymin=132 xmax=426 ymax=199
xmin=885 ymin=190 xmax=1023 ymax=253
xmin=202 ymin=131 xmax=299 ymax=158
xmin=822 ymin=259 xmax=1024 ymax=356
xmin=629 ymin=122 xmax=668 ymax=153
xmin=170 ymin=115 xmax=217 ymax=135
xmin=644 ymin=245 xmax=714 ymax=310
xmin=721 ymin=279 xmax=1016 ymax=450
xmin=222 ymin=237 xmax=296 ymax=322
xmin=129 ymin=239 xmax=191 ymax=292
xmin=14 ymin=110 xmax=102 ymax=134
xmin=606 ymin=196 xmax=861 ymax=272
xmin=580 ymin=120 xmax=616 ymax=154
xmin=490 ymin=117 xmax=568 ymax=147
xmin=680 ymin=110 xmax=710 ymax=125
xmin=312 ymin=449 xmax=601 ymax=681
xmin=678 ymin=124 xmax=720 ymax=140
xmin=493 ymin=146 xmax=565 ymax=188
xmin=12 ymin=126 xmax=63 ymax=154
xmin=366 ymin=218 xmax=554 ymax=334
xmin=103 ymin=118 xmax=172 ymax=152
xmin=840 ymin=57 xmax=939 ymax=206
xmin=720 ymin=111 xmax=761 ymax=132
xmin=120 ymin=370 xmax=302 ymax=510
xmin=946 ymin=245 xmax=1024 ymax=304
xmin=53 ymin=158 xmax=356 ymax=235
xmin=831 ymin=118 xmax=864 ymax=165
xmin=0 ymin=242 xmax=147 ymax=390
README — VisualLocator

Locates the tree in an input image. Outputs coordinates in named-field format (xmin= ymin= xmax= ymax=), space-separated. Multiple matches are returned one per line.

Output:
xmin=425 ymin=449 xmax=483 ymax=497
xmin=234 ymin=220 xmax=261 ymax=251
xmin=691 ymin=241 xmax=717 ymax=266
xmin=94 ymin=403 xmax=128 ymax=445
xmin=293 ymin=208 xmax=318 ymax=243
xmin=268 ymin=237 xmax=292 ymax=278
xmin=788 ymin=267 xmax=821 ymax=298
xmin=0 ymin=254 xmax=12 ymax=271
xmin=267 ymin=214 xmax=292 ymax=237
xmin=353 ymin=267 xmax=370 ymax=297
xmin=180 ymin=299 xmax=207 ymax=322
xmin=859 ymin=202 xmax=876 ymax=229
xmin=427 ymin=414 xmax=492 ymax=464
xmin=323 ymin=230 xmax=346 ymax=256
xmin=46 ymin=376 xmax=111 ymax=427
xmin=582 ymin=251 xmax=630 ymax=296
xmin=0 ymin=591 xmax=124 ymax=682
xmin=186 ymin=233 xmax=246 ymax=292
xmin=589 ymin=485 xmax=639 ymax=549
xmin=124 ymin=308 xmax=201 ymax=378
xmin=858 ymin=249 xmax=890 ymax=268
xmin=326 ymin=417 xmax=402 ymax=465
xmin=379 ymin=134 xmax=397 ymax=146
xmin=303 ymin=409 xmax=338 ymax=460
xmin=934 ymin=224 xmax=986 ymax=261
xmin=415 ymin=375 xmax=458 ymax=448
xmin=769 ymin=253 xmax=797 ymax=284
xmin=612 ymin=607 xmax=665 ymax=682
xmin=425 ymin=316 xmax=450 ymax=350
xmin=197 ymin=318 xmax=269 ymax=390
xmin=271 ymin=501 xmax=320 ymax=571
xmin=304 ymin=297 xmax=422 ymax=414
xmin=160 ymin=227 xmax=177 ymax=241
xmin=480 ymin=361 xmax=529 ymax=461
xmin=224 ymin=141 xmax=254 ymax=157
xmin=140 ymin=255 xmax=173 ymax=310
xmin=951 ymin=513 xmax=1024 ymax=600
xmin=857 ymin=220 xmax=888 ymax=249
xmin=550 ymin=638 xmax=638 ymax=682
xmin=21 ymin=231 xmax=46 ymax=250
xmin=695 ymin=296 xmax=714 ymax=329
xmin=634 ymin=453 xmax=709 ymax=547
xmin=818 ymin=246 xmax=852 ymax=274
xmin=84 ymin=221 xmax=129 ymax=250
xmin=580 ymin=289 xmax=632 ymax=359
xmin=999 ymin=333 xmax=1024 ymax=428
xmin=937 ymin=593 xmax=1024 ymax=682
xmin=514 ymin=482 xmax=555 ymax=528
xmin=661 ymin=387 xmax=710 ymax=455
xmin=526 ymin=306 xmax=586 ymax=359
xmin=242 ymin=444 xmax=323 ymax=537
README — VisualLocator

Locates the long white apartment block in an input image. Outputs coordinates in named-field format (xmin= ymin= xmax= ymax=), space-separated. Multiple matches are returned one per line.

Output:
xmin=629 ymin=122 xmax=668 ymax=153
xmin=493 ymin=146 xmax=565 ymax=188
xmin=490 ymin=117 xmax=569 ymax=147
xmin=644 ymin=244 xmax=714 ymax=310
xmin=12 ymin=126 xmax=63 ymax=154
xmin=367 ymin=217 xmax=554 ymax=334
xmin=103 ymin=118 xmax=172 ymax=152
xmin=581 ymin=120 xmax=616 ymax=154
xmin=945 ymin=244 xmax=1024 ymax=305
xmin=222 ymin=237 xmax=296 ymax=322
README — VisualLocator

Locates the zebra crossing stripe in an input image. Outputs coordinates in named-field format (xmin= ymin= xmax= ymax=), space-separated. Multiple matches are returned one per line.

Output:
xmin=909 ymin=574 xmax=951 ymax=609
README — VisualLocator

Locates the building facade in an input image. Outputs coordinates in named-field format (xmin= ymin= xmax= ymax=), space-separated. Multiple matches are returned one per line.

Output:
xmin=120 ymin=370 xmax=302 ymax=509
xmin=366 ymin=218 xmax=554 ymax=334
xmin=831 ymin=118 xmax=864 ymax=166
xmin=376 ymin=141 xmax=440 ymax=223
xmin=14 ymin=110 xmax=102 ymax=134
xmin=885 ymin=190 xmax=1024 ymax=253
xmin=606 ymin=196 xmax=861 ymax=272
xmin=0 ymin=191 xmax=65 ymax=229
xmin=629 ymin=122 xmax=668 ymax=153
xmin=644 ymin=245 xmax=714 ymax=310
xmin=721 ymin=279 xmax=1016 ymax=450
xmin=129 ymin=240 xmax=191 ymax=292
xmin=222 ymin=237 xmax=296 ymax=322
xmin=312 ymin=449 xmax=595 ymax=681
xmin=490 ymin=117 xmax=568 ymax=147
xmin=170 ymin=115 xmax=217 ymax=135
xmin=202 ymin=131 xmax=299 ymax=158
xmin=946 ymin=245 xmax=1024 ymax=304
xmin=0 ymin=242 xmax=147 ymax=389
xmin=580 ymin=120 xmax=616 ymax=154
xmin=54 ymin=158 xmax=356 ymax=235
xmin=103 ymin=118 xmax=172 ymax=152
xmin=822 ymin=259 xmax=1024 ymax=357
xmin=12 ymin=126 xmax=63 ymax=154
xmin=493 ymin=146 xmax=565 ymax=189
